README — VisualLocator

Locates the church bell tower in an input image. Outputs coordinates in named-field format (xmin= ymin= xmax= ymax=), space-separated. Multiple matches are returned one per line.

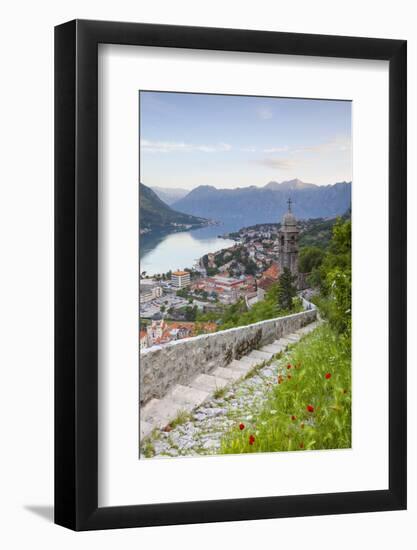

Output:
xmin=278 ymin=198 xmax=299 ymax=278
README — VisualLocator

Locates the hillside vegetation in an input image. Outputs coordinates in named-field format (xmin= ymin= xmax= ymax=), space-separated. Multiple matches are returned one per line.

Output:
xmin=140 ymin=182 xmax=208 ymax=233
xmin=220 ymin=324 xmax=351 ymax=453
xmin=220 ymin=218 xmax=352 ymax=454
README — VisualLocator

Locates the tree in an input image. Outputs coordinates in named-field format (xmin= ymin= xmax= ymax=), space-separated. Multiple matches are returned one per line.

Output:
xmin=299 ymin=246 xmax=325 ymax=273
xmin=184 ymin=305 xmax=197 ymax=322
xmin=244 ymin=259 xmax=258 ymax=276
xmin=313 ymin=219 xmax=351 ymax=336
xmin=277 ymin=268 xmax=297 ymax=311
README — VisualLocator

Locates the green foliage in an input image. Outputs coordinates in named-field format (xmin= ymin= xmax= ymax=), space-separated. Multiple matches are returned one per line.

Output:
xmin=182 ymin=305 xmax=197 ymax=321
xmin=244 ymin=259 xmax=258 ymax=275
xmin=139 ymin=182 xmax=207 ymax=232
xmin=170 ymin=409 xmax=192 ymax=428
xmin=220 ymin=324 xmax=351 ymax=454
xmin=206 ymin=266 xmax=220 ymax=276
xmin=277 ymin=268 xmax=297 ymax=311
xmin=299 ymin=246 xmax=325 ymax=273
xmin=314 ymin=219 xmax=351 ymax=336
xmin=176 ymin=288 xmax=188 ymax=298
xmin=217 ymin=283 xmax=302 ymax=331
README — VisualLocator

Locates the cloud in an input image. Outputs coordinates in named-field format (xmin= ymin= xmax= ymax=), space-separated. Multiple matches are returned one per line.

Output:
xmin=298 ymin=136 xmax=351 ymax=155
xmin=257 ymin=107 xmax=273 ymax=120
xmin=262 ymin=146 xmax=289 ymax=153
xmin=255 ymin=157 xmax=296 ymax=169
xmin=141 ymin=140 xmax=232 ymax=153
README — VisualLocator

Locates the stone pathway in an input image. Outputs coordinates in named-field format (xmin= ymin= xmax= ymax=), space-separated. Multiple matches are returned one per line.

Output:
xmin=140 ymin=320 xmax=320 ymax=457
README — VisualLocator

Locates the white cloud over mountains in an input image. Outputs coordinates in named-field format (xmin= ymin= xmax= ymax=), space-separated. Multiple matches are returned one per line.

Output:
xmin=141 ymin=139 xmax=232 ymax=153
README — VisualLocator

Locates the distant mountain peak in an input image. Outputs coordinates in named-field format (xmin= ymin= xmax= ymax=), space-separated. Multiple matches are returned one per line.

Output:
xmin=149 ymin=185 xmax=190 ymax=206
xmin=264 ymin=178 xmax=315 ymax=191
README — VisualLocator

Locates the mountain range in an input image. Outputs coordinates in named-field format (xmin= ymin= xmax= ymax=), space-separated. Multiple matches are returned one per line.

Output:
xmin=151 ymin=186 xmax=190 ymax=206
xmin=140 ymin=183 xmax=208 ymax=233
xmin=171 ymin=179 xmax=351 ymax=226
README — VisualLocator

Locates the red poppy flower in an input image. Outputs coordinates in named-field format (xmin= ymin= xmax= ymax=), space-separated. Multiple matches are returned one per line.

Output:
xmin=306 ymin=405 xmax=314 ymax=413
xmin=291 ymin=415 xmax=296 ymax=421
xmin=287 ymin=364 xmax=292 ymax=369
xmin=325 ymin=373 xmax=331 ymax=380
xmin=239 ymin=423 xmax=245 ymax=430
xmin=249 ymin=434 xmax=255 ymax=445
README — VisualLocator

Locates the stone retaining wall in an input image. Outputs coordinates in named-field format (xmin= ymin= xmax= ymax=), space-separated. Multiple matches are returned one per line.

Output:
xmin=140 ymin=308 xmax=317 ymax=404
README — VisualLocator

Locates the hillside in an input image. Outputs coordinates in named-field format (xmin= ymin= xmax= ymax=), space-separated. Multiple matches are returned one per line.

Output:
xmin=150 ymin=186 xmax=190 ymax=205
xmin=140 ymin=183 xmax=209 ymax=233
xmin=172 ymin=179 xmax=351 ymax=226
xmin=224 ymin=211 xmax=351 ymax=250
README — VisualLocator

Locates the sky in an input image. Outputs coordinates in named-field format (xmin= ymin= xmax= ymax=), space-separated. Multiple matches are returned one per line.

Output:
xmin=139 ymin=91 xmax=352 ymax=190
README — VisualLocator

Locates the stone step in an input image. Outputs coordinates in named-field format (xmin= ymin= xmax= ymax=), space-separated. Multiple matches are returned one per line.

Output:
xmin=286 ymin=333 xmax=302 ymax=342
xmin=189 ymin=373 xmax=229 ymax=393
xmin=228 ymin=359 xmax=253 ymax=376
xmin=276 ymin=337 xmax=293 ymax=348
xmin=212 ymin=366 xmax=242 ymax=381
xmin=238 ymin=356 xmax=261 ymax=368
xmin=140 ymin=420 xmax=153 ymax=439
xmin=168 ymin=384 xmax=209 ymax=409
xmin=247 ymin=349 xmax=273 ymax=362
xmin=141 ymin=396 xmax=189 ymax=428
xmin=298 ymin=321 xmax=320 ymax=334
xmin=260 ymin=343 xmax=284 ymax=355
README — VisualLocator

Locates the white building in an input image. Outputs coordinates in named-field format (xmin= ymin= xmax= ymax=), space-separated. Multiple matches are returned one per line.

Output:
xmin=139 ymin=280 xmax=163 ymax=303
xmin=171 ymin=270 xmax=191 ymax=288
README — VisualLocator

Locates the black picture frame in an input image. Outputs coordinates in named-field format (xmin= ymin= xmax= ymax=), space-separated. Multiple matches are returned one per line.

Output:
xmin=55 ymin=19 xmax=407 ymax=531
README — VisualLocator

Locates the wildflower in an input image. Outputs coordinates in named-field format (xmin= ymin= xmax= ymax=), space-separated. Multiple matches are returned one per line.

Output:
xmin=325 ymin=373 xmax=332 ymax=380
xmin=287 ymin=364 xmax=292 ymax=369
xmin=291 ymin=415 xmax=297 ymax=421
xmin=306 ymin=405 xmax=314 ymax=413
xmin=239 ymin=423 xmax=245 ymax=431
xmin=249 ymin=434 xmax=255 ymax=445
xmin=299 ymin=442 xmax=304 ymax=449
xmin=287 ymin=374 xmax=292 ymax=380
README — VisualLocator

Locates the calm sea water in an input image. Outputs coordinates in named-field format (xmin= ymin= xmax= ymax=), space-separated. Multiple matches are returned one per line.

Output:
xmin=140 ymin=224 xmax=237 ymax=276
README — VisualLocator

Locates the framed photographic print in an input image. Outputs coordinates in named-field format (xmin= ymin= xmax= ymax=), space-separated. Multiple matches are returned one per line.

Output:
xmin=55 ymin=20 xmax=406 ymax=530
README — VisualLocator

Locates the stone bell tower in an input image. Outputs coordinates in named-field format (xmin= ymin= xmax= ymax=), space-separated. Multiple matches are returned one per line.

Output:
xmin=278 ymin=198 xmax=299 ymax=279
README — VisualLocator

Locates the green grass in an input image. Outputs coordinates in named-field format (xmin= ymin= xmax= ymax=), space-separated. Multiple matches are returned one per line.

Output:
xmin=141 ymin=440 xmax=155 ymax=458
xmin=220 ymin=324 xmax=351 ymax=454
xmin=213 ymin=386 xmax=229 ymax=399
xmin=170 ymin=409 xmax=192 ymax=429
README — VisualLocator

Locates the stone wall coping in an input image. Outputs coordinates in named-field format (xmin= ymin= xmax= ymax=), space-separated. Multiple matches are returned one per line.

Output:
xmin=141 ymin=309 xmax=312 ymax=356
